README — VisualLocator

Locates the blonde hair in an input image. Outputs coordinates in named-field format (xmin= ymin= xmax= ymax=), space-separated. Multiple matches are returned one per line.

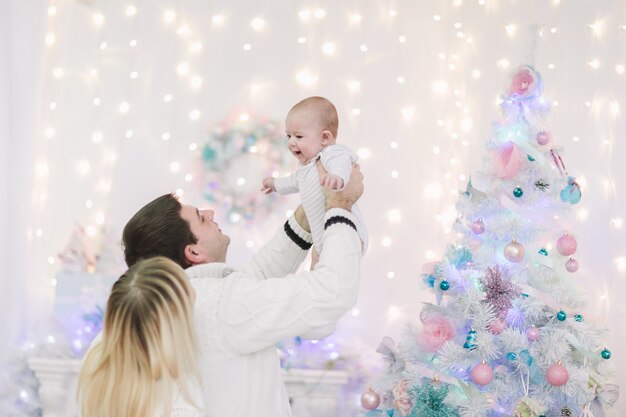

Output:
xmin=78 ymin=257 xmax=200 ymax=417
xmin=289 ymin=96 xmax=339 ymax=137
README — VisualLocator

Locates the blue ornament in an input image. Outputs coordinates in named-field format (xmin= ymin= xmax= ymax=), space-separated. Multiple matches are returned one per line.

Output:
xmin=601 ymin=348 xmax=612 ymax=360
xmin=556 ymin=310 xmax=567 ymax=321
xmin=513 ymin=187 xmax=524 ymax=198
xmin=422 ymin=273 xmax=436 ymax=288
xmin=506 ymin=352 xmax=518 ymax=361
xmin=408 ymin=381 xmax=460 ymax=417
xmin=463 ymin=329 xmax=477 ymax=350
xmin=527 ymin=155 xmax=536 ymax=162
xmin=202 ymin=146 xmax=217 ymax=162
xmin=538 ymin=248 xmax=548 ymax=256
xmin=560 ymin=176 xmax=582 ymax=205
xmin=439 ymin=280 xmax=450 ymax=291
xmin=574 ymin=314 xmax=583 ymax=322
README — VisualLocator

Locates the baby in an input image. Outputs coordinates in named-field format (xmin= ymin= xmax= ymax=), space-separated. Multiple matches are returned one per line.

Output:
xmin=261 ymin=96 xmax=368 ymax=267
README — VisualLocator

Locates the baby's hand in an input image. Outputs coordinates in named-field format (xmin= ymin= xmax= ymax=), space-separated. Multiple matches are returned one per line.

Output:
xmin=261 ymin=177 xmax=276 ymax=194
xmin=320 ymin=173 xmax=344 ymax=190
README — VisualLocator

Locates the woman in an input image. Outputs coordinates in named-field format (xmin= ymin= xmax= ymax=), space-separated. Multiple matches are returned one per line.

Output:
xmin=78 ymin=257 xmax=204 ymax=417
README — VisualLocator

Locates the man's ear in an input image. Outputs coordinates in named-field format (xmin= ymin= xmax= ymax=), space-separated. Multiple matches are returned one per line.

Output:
xmin=184 ymin=244 xmax=204 ymax=265
xmin=321 ymin=130 xmax=333 ymax=146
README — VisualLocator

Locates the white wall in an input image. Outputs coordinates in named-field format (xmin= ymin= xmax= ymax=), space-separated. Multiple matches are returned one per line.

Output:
xmin=7 ymin=0 xmax=626 ymax=410
xmin=0 ymin=0 xmax=11 ymax=360
xmin=1 ymin=0 xmax=47 ymax=358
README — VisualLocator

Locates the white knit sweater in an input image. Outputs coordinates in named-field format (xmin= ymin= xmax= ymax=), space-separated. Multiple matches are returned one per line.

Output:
xmin=186 ymin=208 xmax=362 ymax=417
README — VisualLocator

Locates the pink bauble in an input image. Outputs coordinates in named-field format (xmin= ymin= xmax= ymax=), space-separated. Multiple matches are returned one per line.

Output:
xmin=360 ymin=390 xmax=381 ymax=410
xmin=471 ymin=220 xmax=485 ymax=234
xmin=504 ymin=240 xmax=525 ymax=262
xmin=546 ymin=363 xmax=569 ymax=386
xmin=556 ymin=234 xmax=577 ymax=256
xmin=526 ymin=327 xmax=540 ymax=342
xmin=488 ymin=318 xmax=507 ymax=335
xmin=565 ymin=257 xmax=579 ymax=273
xmin=536 ymin=131 xmax=551 ymax=146
xmin=471 ymin=362 xmax=494 ymax=386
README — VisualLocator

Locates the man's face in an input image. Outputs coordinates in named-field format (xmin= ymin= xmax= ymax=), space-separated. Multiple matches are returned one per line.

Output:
xmin=285 ymin=110 xmax=326 ymax=165
xmin=179 ymin=204 xmax=230 ymax=264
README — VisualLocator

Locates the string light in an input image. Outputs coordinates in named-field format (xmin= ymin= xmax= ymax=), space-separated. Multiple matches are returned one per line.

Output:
xmin=45 ymin=33 xmax=56 ymax=46
xmin=163 ymin=10 xmax=176 ymax=25
xmin=297 ymin=37 xmax=306 ymax=44
xmin=387 ymin=209 xmax=402 ymax=223
xmin=189 ymin=109 xmax=201 ymax=121
xmin=589 ymin=59 xmax=600 ymax=69
xmin=250 ymin=17 xmax=266 ymax=31
xmin=357 ymin=148 xmax=370 ymax=159
xmin=93 ymin=13 xmax=105 ymax=27
xmin=211 ymin=14 xmax=225 ymax=26
xmin=322 ymin=42 xmax=336 ymax=55
xmin=616 ymin=65 xmax=625 ymax=74
xmin=347 ymin=80 xmax=360 ymax=92
xmin=295 ymin=70 xmax=318 ymax=87
xmin=125 ymin=5 xmax=137 ymax=17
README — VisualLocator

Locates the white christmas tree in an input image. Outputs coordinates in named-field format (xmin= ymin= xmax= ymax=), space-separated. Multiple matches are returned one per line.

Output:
xmin=362 ymin=66 xmax=619 ymax=417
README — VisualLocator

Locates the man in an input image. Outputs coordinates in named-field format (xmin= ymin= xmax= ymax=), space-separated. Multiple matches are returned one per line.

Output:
xmin=122 ymin=163 xmax=364 ymax=416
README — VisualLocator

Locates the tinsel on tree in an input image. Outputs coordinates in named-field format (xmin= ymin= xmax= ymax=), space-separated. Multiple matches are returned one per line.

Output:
xmin=363 ymin=66 xmax=619 ymax=417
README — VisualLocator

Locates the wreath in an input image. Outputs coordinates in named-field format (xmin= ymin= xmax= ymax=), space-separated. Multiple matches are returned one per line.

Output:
xmin=200 ymin=117 xmax=293 ymax=223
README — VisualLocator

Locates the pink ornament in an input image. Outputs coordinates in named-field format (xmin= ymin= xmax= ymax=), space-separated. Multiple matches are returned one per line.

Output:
xmin=526 ymin=326 xmax=540 ymax=342
xmin=471 ymin=362 xmax=494 ymax=386
xmin=471 ymin=219 xmax=485 ymax=234
xmin=488 ymin=318 xmax=507 ymax=335
xmin=565 ymin=257 xmax=579 ymax=273
xmin=493 ymin=141 xmax=524 ymax=179
xmin=360 ymin=389 xmax=381 ymax=410
xmin=418 ymin=314 xmax=456 ymax=352
xmin=556 ymin=234 xmax=577 ymax=256
xmin=536 ymin=131 xmax=551 ymax=146
xmin=546 ymin=363 xmax=569 ymax=386
xmin=508 ymin=67 xmax=536 ymax=96
xmin=504 ymin=240 xmax=525 ymax=262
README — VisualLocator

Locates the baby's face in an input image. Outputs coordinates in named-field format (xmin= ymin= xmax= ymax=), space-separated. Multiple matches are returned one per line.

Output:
xmin=285 ymin=111 xmax=326 ymax=164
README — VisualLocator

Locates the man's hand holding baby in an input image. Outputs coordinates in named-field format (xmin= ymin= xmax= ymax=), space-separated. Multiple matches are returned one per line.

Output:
xmin=319 ymin=173 xmax=344 ymax=190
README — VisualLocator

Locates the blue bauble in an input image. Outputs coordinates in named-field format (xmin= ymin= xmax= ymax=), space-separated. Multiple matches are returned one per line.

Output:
xmin=556 ymin=310 xmax=567 ymax=321
xmin=513 ymin=187 xmax=524 ymax=198
xmin=574 ymin=314 xmax=583 ymax=322
xmin=506 ymin=352 xmax=518 ymax=361
xmin=203 ymin=146 xmax=217 ymax=162
xmin=601 ymin=348 xmax=612 ymax=360
xmin=439 ymin=280 xmax=450 ymax=291
xmin=538 ymin=248 xmax=548 ymax=256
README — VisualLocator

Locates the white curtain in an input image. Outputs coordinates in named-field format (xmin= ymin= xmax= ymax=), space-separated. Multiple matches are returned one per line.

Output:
xmin=0 ymin=0 xmax=47 ymax=359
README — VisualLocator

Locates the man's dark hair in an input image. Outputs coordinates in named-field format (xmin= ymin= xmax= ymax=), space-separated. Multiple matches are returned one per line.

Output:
xmin=122 ymin=193 xmax=197 ymax=269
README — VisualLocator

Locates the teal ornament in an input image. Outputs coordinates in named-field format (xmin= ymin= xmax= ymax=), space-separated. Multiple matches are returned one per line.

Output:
xmin=408 ymin=381 xmax=460 ymax=417
xmin=439 ymin=280 xmax=450 ymax=291
xmin=557 ymin=310 xmax=567 ymax=321
xmin=463 ymin=329 xmax=477 ymax=350
xmin=202 ymin=146 xmax=217 ymax=162
xmin=538 ymin=248 xmax=548 ymax=256
xmin=574 ymin=314 xmax=583 ymax=322
xmin=513 ymin=187 xmax=524 ymax=198
xmin=528 ymin=155 xmax=536 ymax=162
xmin=560 ymin=176 xmax=582 ymax=205
xmin=601 ymin=348 xmax=611 ymax=360
xmin=507 ymin=352 xmax=518 ymax=361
